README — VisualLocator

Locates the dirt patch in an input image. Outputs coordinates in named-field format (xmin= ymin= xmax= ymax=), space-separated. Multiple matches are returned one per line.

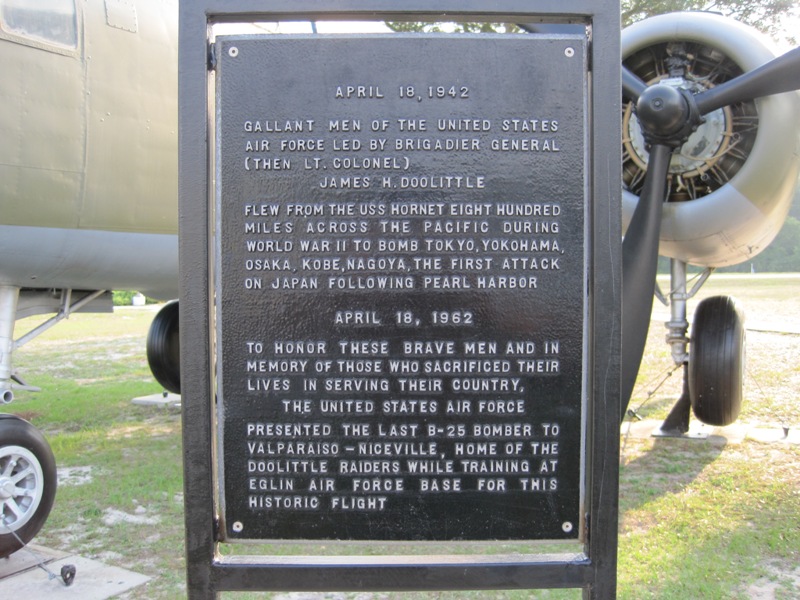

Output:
xmin=745 ymin=561 xmax=800 ymax=599
xmin=102 ymin=507 xmax=160 ymax=527
xmin=57 ymin=466 xmax=93 ymax=486
xmin=105 ymin=422 xmax=178 ymax=439
xmin=7 ymin=411 xmax=42 ymax=422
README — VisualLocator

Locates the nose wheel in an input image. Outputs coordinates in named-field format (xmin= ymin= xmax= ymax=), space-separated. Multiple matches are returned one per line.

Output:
xmin=688 ymin=295 xmax=745 ymax=426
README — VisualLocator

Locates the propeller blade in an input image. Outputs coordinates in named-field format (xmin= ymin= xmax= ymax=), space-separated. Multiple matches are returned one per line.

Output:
xmin=621 ymin=143 xmax=673 ymax=418
xmin=695 ymin=46 xmax=800 ymax=115
xmin=622 ymin=65 xmax=647 ymax=103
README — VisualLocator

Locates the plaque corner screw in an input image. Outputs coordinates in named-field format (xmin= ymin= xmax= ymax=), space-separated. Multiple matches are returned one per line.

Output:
xmin=564 ymin=47 xmax=575 ymax=58
xmin=562 ymin=521 xmax=573 ymax=533
xmin=228 ymin=46 xmax=239 ymax=58
xmin=232 ymin=521 xmax=244 ymax=532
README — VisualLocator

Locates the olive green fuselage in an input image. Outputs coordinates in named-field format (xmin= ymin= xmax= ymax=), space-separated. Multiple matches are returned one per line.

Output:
xmin=0 ymin=0 xmax=178 ymax=298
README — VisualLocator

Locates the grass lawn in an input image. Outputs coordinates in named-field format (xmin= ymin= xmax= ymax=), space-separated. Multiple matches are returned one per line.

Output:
xmin=6 ymin=275 xmax=800 ymax=598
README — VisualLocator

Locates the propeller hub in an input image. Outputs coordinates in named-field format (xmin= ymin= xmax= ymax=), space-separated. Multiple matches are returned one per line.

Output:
xmin=636 ymin=84 xmax=700 ymax=147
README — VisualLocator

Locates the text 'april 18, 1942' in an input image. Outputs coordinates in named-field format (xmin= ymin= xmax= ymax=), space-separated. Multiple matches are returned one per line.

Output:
xmin=216 ymin=34 xmax=587 ymax=541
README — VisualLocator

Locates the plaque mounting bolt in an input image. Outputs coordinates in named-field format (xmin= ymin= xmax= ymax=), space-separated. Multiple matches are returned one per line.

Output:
xmin=562 ymin=521 xmax=573 ymax=533
xmin=232 ymin=521 xmax=244 ymax=532
xmin=564 ymin=47 xmax=575 ymax=58
xmin=228 ymin=46 xmax=239 ymax=58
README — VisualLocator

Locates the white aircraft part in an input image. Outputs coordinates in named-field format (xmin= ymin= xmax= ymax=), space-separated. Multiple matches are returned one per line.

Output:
xmin=0 ymin=225 xmax=178 ymax=300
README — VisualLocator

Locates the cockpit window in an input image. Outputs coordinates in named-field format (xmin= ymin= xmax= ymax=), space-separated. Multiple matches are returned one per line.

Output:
xmin=0 ymin=0 xmax=77 ymax=49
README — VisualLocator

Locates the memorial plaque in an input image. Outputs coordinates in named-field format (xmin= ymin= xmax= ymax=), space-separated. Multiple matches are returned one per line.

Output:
xmin=215 ymin=34 xmax=588 ymax=541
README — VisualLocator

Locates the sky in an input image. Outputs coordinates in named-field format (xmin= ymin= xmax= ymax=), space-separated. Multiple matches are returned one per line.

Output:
xmin=214 ymin=16 xmax=798 ymax=52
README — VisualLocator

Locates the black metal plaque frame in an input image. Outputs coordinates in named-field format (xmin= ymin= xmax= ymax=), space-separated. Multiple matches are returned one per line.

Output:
xmin=179 ymin=1 xmax=621 ymax=598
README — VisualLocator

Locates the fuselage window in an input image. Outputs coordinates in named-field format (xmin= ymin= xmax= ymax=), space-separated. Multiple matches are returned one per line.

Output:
xmin=0 ymin=0 xmax=77 ymax=48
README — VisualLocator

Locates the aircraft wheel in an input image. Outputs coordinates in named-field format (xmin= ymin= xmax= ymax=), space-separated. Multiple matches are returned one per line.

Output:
xmin=688 ymin=295 xmax=745 ymax=426
xmin=147 ymin=301 xmax=181 ymax=394
xmin=0 ymin=415 xmax=57 ymax=558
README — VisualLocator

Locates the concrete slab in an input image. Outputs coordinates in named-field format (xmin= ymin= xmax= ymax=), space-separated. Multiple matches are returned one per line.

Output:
xmin=0 ymin=547 xmax=150 ymax=599
xmin=131 ymin=392 xmax=181 ymax=409
xmin=0 ymin=544 xmax=69 ymax=579
xmin=623 ymin=419 xmax=711 ymax=440
xmin=747 ymin=425 xmax=800 ymax=445
xmin=622 ymin=419 xmax=799 ymax=445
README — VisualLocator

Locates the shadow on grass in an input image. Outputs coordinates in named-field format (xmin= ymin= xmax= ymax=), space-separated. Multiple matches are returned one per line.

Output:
xmin=619 ymin=436 xmax=725 ymax=513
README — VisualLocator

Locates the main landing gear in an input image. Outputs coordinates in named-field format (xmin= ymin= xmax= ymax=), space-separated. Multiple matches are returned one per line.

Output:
xmin=146 ymin=300 xmax=181 ymax=395
xmin=0 ymin=284 xmax=109 ymax=557
xmin=0 ymin=415 xmax=57 ymax=559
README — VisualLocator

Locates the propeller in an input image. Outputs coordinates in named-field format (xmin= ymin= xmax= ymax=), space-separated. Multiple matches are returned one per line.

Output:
xmin=620 ymin=44 xmax=800 ymax=418
xmin=620 ymin=143 xmax=670 ymax=416
xmin=622 ymin=65 xmax=646 ymax=103
xmin=695 ymin=46 xmax=800 ymax=114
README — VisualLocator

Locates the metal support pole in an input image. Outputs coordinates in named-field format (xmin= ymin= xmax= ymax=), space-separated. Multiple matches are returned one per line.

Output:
xmin=13 ymin=289 xmax=108 ymax=350
xmin=0 ymin=285 xmax=20 ymax=403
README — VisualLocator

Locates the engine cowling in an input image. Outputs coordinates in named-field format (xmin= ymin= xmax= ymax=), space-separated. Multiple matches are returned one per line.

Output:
xmin=622 ymin=12 xmax=800 ymax=267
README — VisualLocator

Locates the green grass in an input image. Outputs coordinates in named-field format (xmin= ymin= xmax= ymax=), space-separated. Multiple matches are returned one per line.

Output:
xmin=5 ymin=276 xmax=800 ymax=598
xmin=618 ymin=437 xmax=800 ymax=599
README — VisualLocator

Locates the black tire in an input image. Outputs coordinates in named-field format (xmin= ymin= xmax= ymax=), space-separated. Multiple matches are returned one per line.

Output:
xmin=146 ymin=301 xmax=181 ymax=394
xmin=688 ymin=295 xmax=746 ymax=426
xmin=0 ymin=415 xmax=57 ymax=558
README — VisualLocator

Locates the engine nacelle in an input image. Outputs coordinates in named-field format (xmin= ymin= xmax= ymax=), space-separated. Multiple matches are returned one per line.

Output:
xmin=622 ymin=12 xmax=800 ymax=267
xmin=147 ymin=301 xmax=180 ymax=394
